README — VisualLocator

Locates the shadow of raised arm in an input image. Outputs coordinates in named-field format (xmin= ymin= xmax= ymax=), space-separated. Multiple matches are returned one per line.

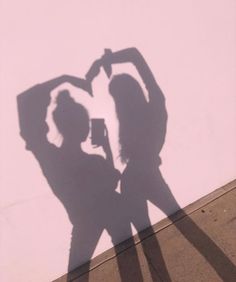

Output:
xmin=17 ymin=75 xmax=91 ymax=150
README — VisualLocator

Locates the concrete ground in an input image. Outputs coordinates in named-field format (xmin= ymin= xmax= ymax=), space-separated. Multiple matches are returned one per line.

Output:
xmin=56 ymin=180 xmax=236 ymax=282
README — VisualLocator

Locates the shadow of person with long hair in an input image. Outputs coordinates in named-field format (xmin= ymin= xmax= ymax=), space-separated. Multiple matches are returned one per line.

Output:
xmin=91 ymin=47 xmax=236 ymax=282
xmin=17 ymin=76 xmax=143 ymax=282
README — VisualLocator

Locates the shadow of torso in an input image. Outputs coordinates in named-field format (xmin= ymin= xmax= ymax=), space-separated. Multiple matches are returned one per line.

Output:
xmin=34 ymin=143 xmax=129 ymax=268
xmin=119 ymin=103 xmax=179 ymax=231
xmin=38 ymin=144 xmax=121 ymax=228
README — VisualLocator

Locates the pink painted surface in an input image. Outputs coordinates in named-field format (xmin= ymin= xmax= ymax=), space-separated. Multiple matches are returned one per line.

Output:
xmin=1 ymin=1 xmax=236 ymax=281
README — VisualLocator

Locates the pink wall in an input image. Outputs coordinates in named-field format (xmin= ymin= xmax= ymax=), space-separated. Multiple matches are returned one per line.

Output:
xmin=1 ymin=1 xmax=236 ymax=281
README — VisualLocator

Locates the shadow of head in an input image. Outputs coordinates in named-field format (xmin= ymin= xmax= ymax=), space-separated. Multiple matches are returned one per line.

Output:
xmin=53 ymin=90 xmax=89 ymax=144
xmin=109 ymin=74 xmax=146 ymax=116
xmin=109 ymin=74 xmax=148 ymax=163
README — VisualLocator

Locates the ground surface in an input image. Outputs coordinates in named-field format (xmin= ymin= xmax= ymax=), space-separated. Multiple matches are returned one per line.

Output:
xmin=55 ymin=180 xmax=236 ymax=282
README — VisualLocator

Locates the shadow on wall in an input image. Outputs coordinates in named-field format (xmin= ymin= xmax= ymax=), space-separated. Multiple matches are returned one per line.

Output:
xmin=17 ymin=48 xmax=236 ymax=282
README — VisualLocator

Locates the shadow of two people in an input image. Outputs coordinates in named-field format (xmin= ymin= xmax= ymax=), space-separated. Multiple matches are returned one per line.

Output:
xmin=17 ymin=48 xmax=236 ymax=282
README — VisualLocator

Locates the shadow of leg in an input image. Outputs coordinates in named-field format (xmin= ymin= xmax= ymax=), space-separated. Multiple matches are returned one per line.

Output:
xmin=171 ymin=213 xmax=236 ymax=282
xmin=113 ymin=236 xmax=144 ymax=282
xmin=67 ymin=227 xmax=103 ymax=282
xmin=139 ymin=226 xmax=172 ymax=282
